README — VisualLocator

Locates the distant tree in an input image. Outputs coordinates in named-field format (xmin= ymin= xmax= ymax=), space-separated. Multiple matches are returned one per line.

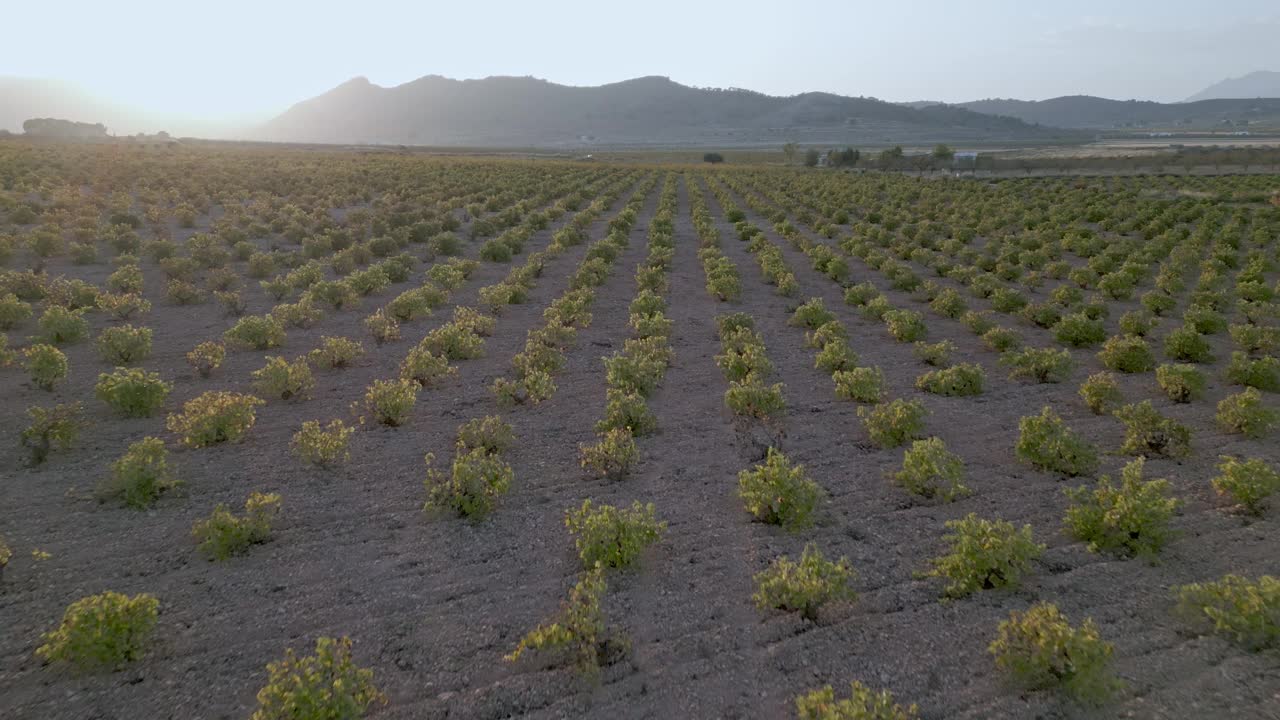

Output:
xmin=826 ymin=147 xmax=859 ymax=168
xmin=932 ymin=144 xmax=955 ymax=163
xmin=703 ymin=152 xmax=725 ymax=164
xmin=782 ymin=142 xmax=798 ymax=164
xmin=877 ymin=146 xmax=903 ymax=170
xmin=803 ymin=149 xmax=820 ymax=167
xmin=23 ymin=118 xmax=108 ymax=138
xmin=913 ymin=153 xmax=934 ymax=175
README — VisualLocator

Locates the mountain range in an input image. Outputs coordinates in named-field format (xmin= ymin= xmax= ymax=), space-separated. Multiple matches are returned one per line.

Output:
xmin=258 ymin=75 xmax=1067 ymax=147
xmin=906 ymin=96 xmax=1280 ymax=130
xmin=3 ymin=72 xmax=1279 ymax=147
xmin=1187 ymin=71 xmax=1280 ymax=102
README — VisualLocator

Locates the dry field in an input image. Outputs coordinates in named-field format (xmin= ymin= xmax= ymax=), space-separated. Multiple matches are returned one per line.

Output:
xmin=0 ymin=142 xmax=1277 ymax=719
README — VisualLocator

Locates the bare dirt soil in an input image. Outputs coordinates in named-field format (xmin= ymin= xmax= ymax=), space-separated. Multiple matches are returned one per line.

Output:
xmin=1 ymin=164 xmax=1277 ymax=720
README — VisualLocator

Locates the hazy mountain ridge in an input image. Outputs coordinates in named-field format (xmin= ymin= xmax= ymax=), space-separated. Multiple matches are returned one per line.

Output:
xmin=259 ymin=74 xmax=1071 ymax=147
xmin=900 ymin=94 xmax=1280 ymax=130
xmin=1187 ymin=71 xmax=1280 ymax=102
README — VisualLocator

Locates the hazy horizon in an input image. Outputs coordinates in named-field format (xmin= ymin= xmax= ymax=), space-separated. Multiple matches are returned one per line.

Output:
xmin=4 ymin=0 xmax=1279 ymax=134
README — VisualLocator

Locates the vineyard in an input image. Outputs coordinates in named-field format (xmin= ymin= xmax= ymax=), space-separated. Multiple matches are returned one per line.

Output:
xmin=0 ymin=142 xmax=1277 ymax=719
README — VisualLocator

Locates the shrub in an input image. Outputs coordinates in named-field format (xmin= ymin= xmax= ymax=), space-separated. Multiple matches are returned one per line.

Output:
xmin=1183 ymin=304 xmax=1227 ymax=335
xmin=989 ymin=602 xmax=1120 ymax=705
xmin=982 ymin=326 xmax=1021 ymax=352
xmin=805 ymin=321 xmax=847 ymax=351
xmin=565 ymin=500 xmax=664 ymax=569
xmin=604 ymin=351 xmax=665 ymax=397
xmin=36 ymin=306 xmax=89 ymax=345
xmin=505 ymin=568 xmax=622 ymax=672
xmin=716 ymin=341 xmax=773 ymax=382
xmin=738 ymin=448 xmax=824 ymax=529
xmin=1119 ymin=310 xmax=1157 ymax=337
xmin=35 ymin=591 xmax=159 ymax=670
xmin=791 ymin=298 xmax=836 ymax=330
xmin=492 ymin=371 xmax=557 ymax=407
xmin=0 ymin=535 xmax=9 ymax=579
xmin=423 ymin=448 xmax=513 ymax=519
xmin=23 ymin=343 xmax=67 ymax=390
xmin=355 ymin=378 xmax=418 ymax=426
xmin=100 ymin=437 xmax=178 ymax=509
xmin=833 ymin=367 xmax=885 ymax=403
xmin=192 ymin=492 xmax=282 ymax=560
xmin=843 ymin=282 xmax=879 ymax=307
xmin=1001 ymin=347 xmax=1072 ymax=383
xmin=1097 ymin=335 xmax=1155 ymax=373
xmin=363 ymin=308 xmax=400 ymax=345
xmin=913 ymin=340 xmax=955 ymax=367
xmin=95 ymin=368 xmax=172 ymax=418
xmin=22 ymin=402 xmax=83 ymax=465
xmin=916 ymin=363 xmax=985 ymax=396
xmin=630 ymin=290 xmax=665 ymax=317
xmin=1064 ymin=457 xmax=1179 ymax=557
xmin=753 ymin=543 xmax=856 ymax=622
xmin=580 ymin=428 xmax=638 ymax=480
xmin=1156 ymin=363 xmax=1205 ymax=403
xmin=166 ymin=391 xmax=264 ymax=447
xmin=1022 ymin=301 xmax=1062 ymax=330
xmin=306 ymin=279 xmax=359 ymax=310
xmin=291 ymin=420 xmax=354 ymax=467
xmin=0 ymin=293 xmax=33 ymax=329
xmin=1164 ymin=326 xmax=1213 ymax=363
xmin=166 ymin=279 xmax=204 ymax=305
xmin=894 ymin=437 xmax=969 ymax=501
xmin=456 ymin=415 xmax=514 ymax=455
xmin=725 ymin=378 xmax=786 ymax=420
xmin=1113 ymin=401 xmax=1191 ymax=457
xmin=93 ymin=324 xmax=152 ymax=365
xmin=630 ymin=311 xmax=672 ymax=339
xmin=795 ymin=682 xmax=919 ymax=720
xmin=309 ymin=336 xmax=364 ymax=369
xmin=1216 ymin=388 xmax=1277 ymax=438
xmin=1226 ymin=351 xmax=1280 ymax=392
xmin=453 ymin=306 xmax=496 ymax=336
xmin=271 ymin=297 xmax=323 ymax=328
xmin=927 ymin=514 xmax=1044 ymax=598
xmin=398 ymin=345 xmax=456 ymax=388
xmin=421 ymin=322 xmax=485 ymax=360
xmin=215 ymin=290 xmax=246 ymax=317
xmin=1142 ymin=290 xmax=1177 ymax=316
xmin=713 ymin=318 xmax=757 ymax=347
xmin=386 ymin=286 xmax=441 ymax=321
xmin=250 ymin=356 xmax=314 ymax=401
xmin=595 ymin=388 xmax=658 ymax=436
xmin=1212 ymin=456 xmax=1280 ymax=515
xmin=186 ymin=341 xmax=225 ymax=378
xmin=1173 ymin=575 xmax=1279 ymax=651
xmin=1053 ymin=313 xmax=1106 ymax=348
xmin=251 ymin=636 xmax=386 ymax=720
xmin=858 ymin=398 xmax=927 ymax=449
xmin=884 ymin=309 xmax=926 ymax=342
xmin=816 ymin=339 xmax=858 ymax=373
xmin=224 ymin=314 xmax=286 ymax=350
xmin=1079 ymin=372 xmax=1122 ymax=415
xmin=930 ymin=288 xmax=967 ymax=319
xmin=1015 ymin=407 xmax=1098 ymax=476
xmin=1230 ymin=323 xmax=1280 ymax=355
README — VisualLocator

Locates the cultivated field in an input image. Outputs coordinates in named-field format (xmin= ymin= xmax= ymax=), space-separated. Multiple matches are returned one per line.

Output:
xmin=0 ymin=142 xmax=1277 ymax=719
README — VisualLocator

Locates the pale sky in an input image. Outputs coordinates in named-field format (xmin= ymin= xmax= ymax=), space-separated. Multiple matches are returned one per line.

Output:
xmin=6 ymin=0 xmax=1278 ymax=127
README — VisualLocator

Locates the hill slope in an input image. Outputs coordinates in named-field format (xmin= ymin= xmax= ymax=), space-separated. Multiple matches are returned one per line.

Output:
xmin=949 ymin=95 xmax=1280 ymax=130
xmin=1188 ymin=71 xmax=1280 ymax=102
xmin=259 ymin=75 xmax=1072 ymax=147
